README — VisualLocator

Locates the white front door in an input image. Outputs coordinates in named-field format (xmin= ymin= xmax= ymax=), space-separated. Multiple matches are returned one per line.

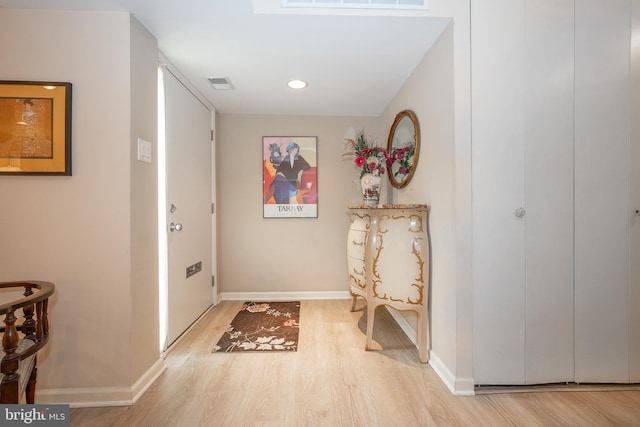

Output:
xmin=164 ymin=70 xmax=213 ymax=345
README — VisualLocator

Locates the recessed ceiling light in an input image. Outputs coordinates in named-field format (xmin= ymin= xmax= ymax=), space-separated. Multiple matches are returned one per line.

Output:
xmin=287 ymin=79 xmax=308 ymax=89
xmin=43 ymin=86 xmax=56 ymax=90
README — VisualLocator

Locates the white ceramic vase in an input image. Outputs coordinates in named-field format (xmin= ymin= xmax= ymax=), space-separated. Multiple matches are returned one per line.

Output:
xmin=360 ymin=174 xmax=381 ymax=207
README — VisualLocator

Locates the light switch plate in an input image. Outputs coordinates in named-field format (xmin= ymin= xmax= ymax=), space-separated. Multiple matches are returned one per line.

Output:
xmin=137 ymin=138 xmax=152 ymax=163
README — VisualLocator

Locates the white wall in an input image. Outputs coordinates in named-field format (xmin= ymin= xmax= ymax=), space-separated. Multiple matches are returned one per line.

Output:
xmin=379 ymin=0 xmax=473 ymax=394
xmin=421 ymin=0 xmax=474 ymax=394
xmin=0 ymin=9 xmax=161 ymax=404
xmin=381 ymin=21 xmax=464 ymax=391
xmin=129 ymin=15 xmax=161 ymax=388
xmin=216 ymin=114 xmax=379 ymax=295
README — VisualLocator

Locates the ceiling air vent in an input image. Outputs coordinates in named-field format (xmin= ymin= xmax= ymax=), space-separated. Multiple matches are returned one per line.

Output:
xmin=207 ymin=77 xmax=234 ymax=90
xmin=282 ymin=0 xmax=427 ymax=9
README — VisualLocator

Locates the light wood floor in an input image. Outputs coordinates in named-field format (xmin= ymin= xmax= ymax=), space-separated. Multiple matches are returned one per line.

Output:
xmin=70 ymin=299 xmax=640 ymax=426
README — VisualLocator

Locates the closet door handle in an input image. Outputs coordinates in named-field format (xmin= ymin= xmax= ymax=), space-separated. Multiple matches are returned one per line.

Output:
xmin=515 ymin=208 xmax=526 ymax=219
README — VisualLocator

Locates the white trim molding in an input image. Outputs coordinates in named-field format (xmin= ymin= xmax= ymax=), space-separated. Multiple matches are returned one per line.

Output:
xmin=37 ymin=358 xmax=167 ymax=408
xmin=428 ymin=352 xmax=475 ymax=396
xmin=220 ymin=290 xmax=351 ymax=301
xmin=386 ymin=307 xmax=475 ymax=395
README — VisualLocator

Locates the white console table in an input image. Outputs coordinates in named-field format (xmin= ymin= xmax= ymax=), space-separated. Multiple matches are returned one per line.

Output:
xmin=347 ymin=204 xmax=430 ymax=363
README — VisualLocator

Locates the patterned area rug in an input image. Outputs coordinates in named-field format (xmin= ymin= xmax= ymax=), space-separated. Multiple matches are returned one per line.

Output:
xmin=213 ymin=301 xmax=300 ymax=352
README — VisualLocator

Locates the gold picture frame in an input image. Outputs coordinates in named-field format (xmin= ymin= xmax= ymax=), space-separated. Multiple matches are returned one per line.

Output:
xmin=0 ymin=81 xmax=72 ymax=175
xmin=387 ymin=109 xmax=420 ymax=189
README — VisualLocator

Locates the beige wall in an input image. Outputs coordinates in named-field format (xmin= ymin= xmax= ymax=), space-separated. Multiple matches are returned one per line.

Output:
xmin=368 ymin=0 xmax=472 ymax=394
xmin=381 ymin=20 xmax=459 ymax=384
xmin=129 ymin=16 xmax=161 ymax=388
xmin=378 ymin=0 xmax=473 ymax=394
xmin=216 ymin=114 xmax=380 ymax=294
xmin=422 ymin=1 xmax=474 ymax=394
xmin=0 ymin=9 xmax=161 ymax=403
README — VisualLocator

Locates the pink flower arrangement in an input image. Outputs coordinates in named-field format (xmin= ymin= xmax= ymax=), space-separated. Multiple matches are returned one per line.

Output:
xmin=390 ymin=144 xmax=415 ymax=178
xmin=344 ymin=130 xmax=393 ymax=178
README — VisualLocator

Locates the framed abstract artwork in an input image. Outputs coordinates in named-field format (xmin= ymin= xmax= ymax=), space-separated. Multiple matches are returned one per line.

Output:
xmin=0 ymin=81 xmax=72 ymax=175
xmin=263 ymin=136 xmax=317 ymax=218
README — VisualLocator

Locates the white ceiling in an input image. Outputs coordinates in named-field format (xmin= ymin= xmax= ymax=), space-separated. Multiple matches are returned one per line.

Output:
xmin=0 ymin=0 xmax=450 ymax=117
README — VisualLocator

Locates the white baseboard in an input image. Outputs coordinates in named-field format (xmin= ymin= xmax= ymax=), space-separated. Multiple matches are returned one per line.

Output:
xmin=385 ymin=306 xmax=419 ymax=347
xmin=131 ymin=358 xmax=168 ymax=403
xmin=37 ymin=386 xmax=132 ymax=408
xmin=37 ymin=357 xmax=167 ymax=408
xmin=385 ymin=307 xmax=475 ymax=396
xmin=427 ymin=351 xmax=475 ymax=395
xmin=220 ymin=290 xmax=351 ymax=301
xmin=452 ymin=376 xmax=476 ymax=395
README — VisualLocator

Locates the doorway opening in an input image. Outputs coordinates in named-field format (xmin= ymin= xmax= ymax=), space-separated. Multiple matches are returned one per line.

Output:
xmin=158 ymin=66 xmax=169 ymax=354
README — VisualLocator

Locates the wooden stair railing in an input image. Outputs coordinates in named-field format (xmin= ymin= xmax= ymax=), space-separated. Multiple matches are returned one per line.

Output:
xmin=0 ymin=280 xmax=55 ymax=404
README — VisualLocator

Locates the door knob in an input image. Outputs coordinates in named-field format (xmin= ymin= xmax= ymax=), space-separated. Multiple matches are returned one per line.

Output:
xmin=169 ymin=222 xmax=183 ymax=232
xmin=515 ymin=208 xmax=526 ymax=218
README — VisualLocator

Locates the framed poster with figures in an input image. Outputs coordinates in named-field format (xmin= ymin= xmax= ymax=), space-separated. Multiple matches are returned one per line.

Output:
xmin=263 ymin=136 xmax=317 ymax=218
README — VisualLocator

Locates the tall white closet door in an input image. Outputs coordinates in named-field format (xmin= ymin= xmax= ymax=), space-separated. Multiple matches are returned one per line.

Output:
xmin=574 ymin=0 xmax=631 ymax=383
xmin=472 ymin=0 xmax=527 ymax=385
xmin=473 ymin=0 xmax=637 ymax=386
xmin=631 ymin=0 xmax=640 ymax=383
xmin=473 ymin=0 xmax=576 ymax=385
xmin=524 ymin=0 xmax=575 ymax=384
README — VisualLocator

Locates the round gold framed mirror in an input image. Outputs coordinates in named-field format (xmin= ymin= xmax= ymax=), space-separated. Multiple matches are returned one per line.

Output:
xmin=387 ymin=110 xmax=420 ymax=189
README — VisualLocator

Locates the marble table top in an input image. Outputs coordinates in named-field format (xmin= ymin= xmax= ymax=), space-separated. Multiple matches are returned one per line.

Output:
xmin=347 ymin=203 xmax=429 ymax=210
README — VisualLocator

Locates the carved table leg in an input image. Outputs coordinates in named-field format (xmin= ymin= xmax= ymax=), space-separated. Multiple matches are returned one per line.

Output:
xmin=417 ymin=311 xmax=429 ymax=364
xmin=365 ymin=303 xmax=376 ymax=351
